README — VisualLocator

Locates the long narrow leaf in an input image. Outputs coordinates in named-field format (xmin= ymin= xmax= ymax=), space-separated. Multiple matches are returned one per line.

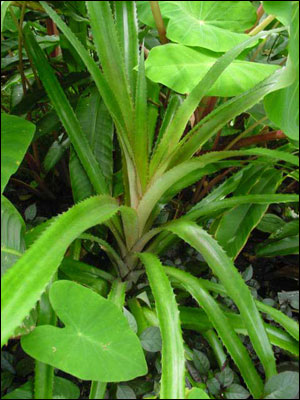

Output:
xmin=40 ymin=1 xmax=128 ymax=142
xmin=164 ymin=267 xmax=264 ymax=398
xmin=1 ymin=196 xmax=119 ymax=347
xmin=143 ymin=305 xmax=299 ymax=357
xmin=176 ymin=276 xmax=299 ymax=341
xmin=86 ymin=1 xmax=135 ymax=138
xmin=23 ymin=26 xmax=109 ymax=195
xmin=139 ymin=253 xmax=185 ymax=399
xmin=134 ymin=47 xmax=149 ymax=191
xmin=169 ymin=68 xmax=294 ymax=168
xmin=167 ymin=221 xmax=277 ymax=379
xmin=137 ymin=149 xmax=298 ymax=234
xmin=214 ymin=168 xmax=283 ymax=258
xmin=186 ymin=194 xmax=299 ymax=221
xmin=114 ymin=1 xmax=139 ymax=96
xmin=149 ymin=27 xmax=287 ymax=176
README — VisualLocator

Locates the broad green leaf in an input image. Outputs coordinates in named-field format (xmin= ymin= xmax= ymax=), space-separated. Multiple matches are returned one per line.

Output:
xmin=263 ymin=1 xmax=292 ymax=26
xmin=263 ymin=371 xmax=299 ymax=399
xmin=137 ymin=1 xmax=256 ymax=51
xmin=149 ymin=27 xmax=288 ymax=175
xmin=1 ymin=196 xmax=119 ymax=346
xmin=256 ymin=235 xmax=299 ymax=257
xmin=21 ymin=280 xmax=147 ymax=381
xmin=170 ymin=67 xmax=294 ymax=167
xmin=2 ymin=376 xmax=80 ymax=399
xmin=1 ymin=196 xmax=25 ymax=276
xmin=264 ymin=3 xmax=299 ymax=141
xmin=1 ymin=114 xmax=35 ymax=194
xmin=214 ymin=168 xmax=283 ymax=259
xmin=167 ymin=222 xmax=276 ymax=380
xmin=140 ymin=253 xmax=185 ymax=399
xmin=187 ymin=387 xmax=211 ymax=399
xmin=145 ymin=44 xmax=278 ymax=96
xmin=1 ymin=1 xmax=12 ymax=32
xmin=164 ymin=266 xmax=264 ymax=398
xmin=23 ymin=25 xmax=109 ymax=195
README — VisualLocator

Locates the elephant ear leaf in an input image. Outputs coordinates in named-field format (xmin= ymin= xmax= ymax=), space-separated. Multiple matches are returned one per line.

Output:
xmin=264 ymin=2 xmax=299 ymax=141
xmin=1 ymin=114 xmax=35 ymax=194
xmin=21 ymin=280 xmax=148 ymax=382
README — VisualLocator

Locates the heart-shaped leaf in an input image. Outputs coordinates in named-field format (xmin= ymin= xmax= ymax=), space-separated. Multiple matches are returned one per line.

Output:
xmin=263 ymin=1 xmax=292 ymax=26
xmin=21 ymin=280 xmax=147 ymax=382
xmin=1 ymin=114 xmax=35 ymax=194
xmin=137 ymin=1 xmax=256 ymax=52
xmin=187 ymin=387 xmax=211 ymax=399
xmin=145 ymin=44 xmax=278 ymax=96
xmin=264 ymin=2 xmax=299 ymax=141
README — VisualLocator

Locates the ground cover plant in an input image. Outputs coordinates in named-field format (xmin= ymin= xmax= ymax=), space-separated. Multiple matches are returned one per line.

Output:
xmin=1 ymin=1 xmax=299 ymax=399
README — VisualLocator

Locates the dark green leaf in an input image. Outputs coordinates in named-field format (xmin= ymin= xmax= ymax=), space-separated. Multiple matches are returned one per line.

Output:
xmin=224 ymin=384 xmax=250 ymax=399
xmin=140 ymin=326 xmax=162 ymax=352
xmin=264 ymin=372 xmax=299 ymax=399
xmin=193 ymin=350 xmax=210 ymax=375
xmin=1 ymin=114 xmax=35 ymax=194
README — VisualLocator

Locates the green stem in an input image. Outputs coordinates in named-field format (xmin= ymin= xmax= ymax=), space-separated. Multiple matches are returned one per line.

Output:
xmin=249 ymin=14 xmax=276 ymax=36
xmin=34 ymin=362 xmax=54 ymax=400
xmin=69 ymin=239 xmax=81 ymax=260
xmin=34 ymin=277 xmax=57 ymax=399
xmin=128 ymin=298 xmax=149 ymax=335
xmin=9 ymin=3 xmax=28 ymax=94
xmin=89 ymin=382 xmax=107 ymax=400
xmin=149 ymin=1 xmax=168 ymax=44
